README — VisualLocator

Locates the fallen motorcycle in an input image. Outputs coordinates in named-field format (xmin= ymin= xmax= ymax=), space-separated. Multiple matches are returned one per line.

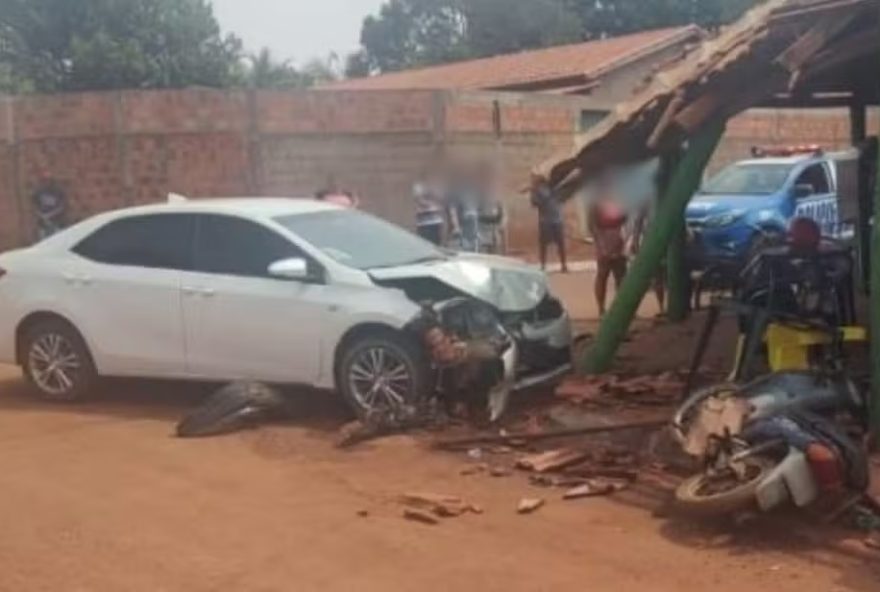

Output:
xmin=672 ymin=220 xmax=869 ymax=516
xmin=672 ymin=370 xmax=868 ymax=516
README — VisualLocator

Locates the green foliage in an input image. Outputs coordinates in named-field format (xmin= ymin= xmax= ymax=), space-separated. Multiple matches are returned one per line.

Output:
xmin=0 ymin=0 xmax=242 ymax=92
xmin=352 ymin=0 xmax=760 ymax=75
xmin=244 ymin=49 xmax=339 ymax=89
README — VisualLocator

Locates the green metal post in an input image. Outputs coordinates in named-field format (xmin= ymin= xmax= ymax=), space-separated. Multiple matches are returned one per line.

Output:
xmin=870 ymin=130 xmax=880 ymax=439
xmin=663 ymin=150 xmax=689 ymax=322
xmin=582 ymin=119 xmax=726 ymax=374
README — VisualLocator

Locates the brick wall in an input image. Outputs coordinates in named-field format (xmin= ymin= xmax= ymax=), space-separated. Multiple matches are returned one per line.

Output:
xmin=0 ymin=88 xmax=587 ymax=252
xmin=0 ymin=88 xmax=869 ymax=257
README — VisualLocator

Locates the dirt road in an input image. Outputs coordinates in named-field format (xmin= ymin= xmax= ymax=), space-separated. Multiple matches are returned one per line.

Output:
xmin=0 ymin=365 xmax=876 ymax=592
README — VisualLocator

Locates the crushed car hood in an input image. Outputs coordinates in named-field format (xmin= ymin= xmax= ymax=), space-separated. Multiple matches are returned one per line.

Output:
xmin=369 ymin=253 xmax=548 ymax=312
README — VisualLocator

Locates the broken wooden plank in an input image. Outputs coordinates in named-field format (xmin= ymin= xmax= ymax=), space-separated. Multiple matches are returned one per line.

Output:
xmin=776 ymin=12 xmax=858 ymax=72
xmin=517 ymin=498 xmax=545 ymax=514
xmin=516 ymin=449 xmax=590 ymax=473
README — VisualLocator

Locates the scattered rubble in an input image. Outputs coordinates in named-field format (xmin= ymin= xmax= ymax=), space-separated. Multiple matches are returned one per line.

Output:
xmin=403 ymin=508 xmax=440 ymax=525
xmin=555 ymin=371 xmax=689 ymax=407
xmin=399 ymin=492 xmax=483 ymax=522
xmin=563 ymin=483 xmax=615 ymax=500
xmin=517 ymin=498 xmax=545 ymax=514
xmin=516 ymin=449 xmax=589 ymax=473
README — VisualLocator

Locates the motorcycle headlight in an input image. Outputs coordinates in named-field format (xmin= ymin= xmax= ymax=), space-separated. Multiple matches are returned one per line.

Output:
xmin=705 ymin=210 xmax=745 ymax=228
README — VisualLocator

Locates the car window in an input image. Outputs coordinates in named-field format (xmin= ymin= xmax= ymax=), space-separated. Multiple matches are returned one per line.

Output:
xmin=193 ymin=214 xmax=304 ymax=278
xmin=275 ymin=209 xmax=447 ymax=270
xmin=701 ymin=163 xmax=793 ymax=195
xmin=73 ymin=214 xmax=194 ymax=270
xmin=794 ymin=164 xmax=831 ymax=196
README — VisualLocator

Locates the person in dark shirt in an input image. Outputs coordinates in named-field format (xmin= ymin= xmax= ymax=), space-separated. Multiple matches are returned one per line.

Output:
xmin=530 ymin=172 xmax=567 ymax=272
xmin=31 ymin=173 xmax=67 ymax=241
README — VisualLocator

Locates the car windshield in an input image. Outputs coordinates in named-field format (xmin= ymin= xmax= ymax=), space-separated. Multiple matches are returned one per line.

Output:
xmin=276 ymin=210 xmax=448 ymax=270
xmin=701 ymin=163 xmax=793 ymax=195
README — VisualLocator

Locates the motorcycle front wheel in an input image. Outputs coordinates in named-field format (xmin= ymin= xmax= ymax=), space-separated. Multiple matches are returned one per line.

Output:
xmin=675 ymin=457 xmax=776 ymax=516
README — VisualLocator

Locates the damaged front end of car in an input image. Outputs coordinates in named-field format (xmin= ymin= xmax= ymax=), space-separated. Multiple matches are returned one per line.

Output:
xmin=384 ymin=264 xmax=573 ymax=422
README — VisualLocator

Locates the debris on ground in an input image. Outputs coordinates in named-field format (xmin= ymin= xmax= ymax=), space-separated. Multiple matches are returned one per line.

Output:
xmin=489 ymin=466 xmax=512 ymax=477
xmin=562 ymin=479 xmax=628 ymax=500
xmin=517 ymin=498 xmax=545 ymax=514
xmin=176 ymin=382 xmax=288 ymax=438
xmin=555 ymin=371 xmax=690 ymax=407
xmin=399 ymin=492 xmax=483 ymax=521
xmin=403 ymin=508 xmax=440 ymax=525
xmin=516 ymin=449 xmax=589 ymax=473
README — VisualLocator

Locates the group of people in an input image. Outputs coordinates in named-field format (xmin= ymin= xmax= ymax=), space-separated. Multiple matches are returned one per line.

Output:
xmin=530 ymin=169 xmax=664 ymax=317
xmin=412 ymin=162 xmax=505 ymax=253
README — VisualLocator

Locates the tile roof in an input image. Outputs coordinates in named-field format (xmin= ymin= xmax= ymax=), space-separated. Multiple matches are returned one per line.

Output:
xmin=325 ymin=26 xmax=702 ymax=92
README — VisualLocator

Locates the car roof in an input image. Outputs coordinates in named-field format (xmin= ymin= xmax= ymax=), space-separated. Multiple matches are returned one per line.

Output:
xmin=735 ymin=155 xmax=822 ymax=167
xmin=102 ymin=197 xmax=341 ymax=220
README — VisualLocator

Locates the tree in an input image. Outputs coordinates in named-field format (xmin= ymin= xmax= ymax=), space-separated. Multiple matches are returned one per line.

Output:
xmin=567 ymin=0 xmax=758 ymax=39
xmin=350 ymin=0 xmax=759 ymax=75
xmin=357 ymin=0 xmax=469 ymax=73
xmin=0 ymin=0 xmax=242 ymax=93
xmin=464 ymin=0 xmax=582 ymax=58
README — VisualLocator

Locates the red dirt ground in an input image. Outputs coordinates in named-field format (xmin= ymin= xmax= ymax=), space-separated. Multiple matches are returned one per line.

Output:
xmin=0 ymin=271 xmax=877 ymax=591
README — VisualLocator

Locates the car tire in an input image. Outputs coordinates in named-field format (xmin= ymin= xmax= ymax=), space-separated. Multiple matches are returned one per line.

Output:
xmin=336 ymin=332 xmax=432 ymax=425
xmin=21 ymin=319 xmax=97 ymax=402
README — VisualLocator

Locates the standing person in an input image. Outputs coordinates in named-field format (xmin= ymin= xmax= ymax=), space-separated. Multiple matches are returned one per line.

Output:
xmin=631 ymin=201 xmax=666 ymax=313
xmin=530 ymin=172 xmax=568 ymax=272
xmin=413 ymin=171 xmax=445 ymax=245
xmin=31 ymin=170 xmax=67 ymax=241
xmin=446 ymin=168 xmax=481 ymax=252
xmin=589 ymin=178 xmax=628 ymax=316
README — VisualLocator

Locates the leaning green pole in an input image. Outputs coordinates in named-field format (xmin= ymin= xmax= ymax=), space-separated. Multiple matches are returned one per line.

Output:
xmin=582 ymin=119 xmax=727 ymax=374
xmin=870 ymin=126 xmax=880 ymax=440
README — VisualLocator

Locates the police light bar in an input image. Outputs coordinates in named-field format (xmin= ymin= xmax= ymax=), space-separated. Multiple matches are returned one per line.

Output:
xmin=750 ymin=144 xmax=824 ymax=158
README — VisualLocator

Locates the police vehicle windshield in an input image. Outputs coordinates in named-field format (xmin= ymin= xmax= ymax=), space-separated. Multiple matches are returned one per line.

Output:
xmin=702 ymin=163 xmax=793 ymax=195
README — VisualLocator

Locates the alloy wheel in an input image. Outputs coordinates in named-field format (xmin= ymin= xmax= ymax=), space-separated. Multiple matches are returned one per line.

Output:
xmin=28 ymin=332 xmax=82 ymax=397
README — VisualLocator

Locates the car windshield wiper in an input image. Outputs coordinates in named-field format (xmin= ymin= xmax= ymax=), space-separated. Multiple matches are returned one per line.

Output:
xmin=367 ymin=254 xmax=447 ymax=271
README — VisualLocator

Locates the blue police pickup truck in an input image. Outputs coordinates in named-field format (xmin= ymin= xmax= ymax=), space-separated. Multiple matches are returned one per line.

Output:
xmin=686 ymin=147 xmax=840 ymax=264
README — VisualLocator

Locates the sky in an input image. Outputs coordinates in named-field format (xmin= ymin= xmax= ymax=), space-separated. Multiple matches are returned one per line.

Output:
xmin=211 ymin=0 xmax=386 ymax=64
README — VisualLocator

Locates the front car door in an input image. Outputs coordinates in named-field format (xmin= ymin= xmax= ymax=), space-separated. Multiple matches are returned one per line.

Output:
xmin=68 ymin=213 xmax=193 ymax=377
xmin=793 ymin=162 xmax=838 ymax=236
xmin=181 ymin=214 xmax=327 ymax=383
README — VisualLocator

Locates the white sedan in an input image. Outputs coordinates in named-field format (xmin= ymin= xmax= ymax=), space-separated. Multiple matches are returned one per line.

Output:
xmin=0 ymin=198 xmax=571 ymax=420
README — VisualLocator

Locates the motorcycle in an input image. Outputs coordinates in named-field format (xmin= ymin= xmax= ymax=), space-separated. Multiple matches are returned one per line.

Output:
xmin=672 ymin=223 xmax=870 ymax=516
xmin=671 ymin=369 xmax=868 ymax=515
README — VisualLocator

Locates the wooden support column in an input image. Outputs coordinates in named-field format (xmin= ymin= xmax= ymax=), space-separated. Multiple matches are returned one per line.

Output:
xmin=850 ymin=99 xmax=867 ymax=144
xmin=582 ymin=119 xmax=726 ymax=374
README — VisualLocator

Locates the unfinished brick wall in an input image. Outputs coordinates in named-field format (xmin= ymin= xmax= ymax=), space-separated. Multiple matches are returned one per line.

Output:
xmin=0 ymin=87 xmax=868 ymax=258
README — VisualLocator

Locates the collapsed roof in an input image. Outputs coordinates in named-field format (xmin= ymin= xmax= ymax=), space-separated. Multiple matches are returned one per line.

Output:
xmin=541 ymin=0 xmax=880 ymax=192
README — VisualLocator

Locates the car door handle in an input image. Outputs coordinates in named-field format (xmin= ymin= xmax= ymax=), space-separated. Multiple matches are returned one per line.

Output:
xmin=181 ymin=286 xmax=199 ymax=297
xmin=199 ymin=288 xmax=216 ymax=298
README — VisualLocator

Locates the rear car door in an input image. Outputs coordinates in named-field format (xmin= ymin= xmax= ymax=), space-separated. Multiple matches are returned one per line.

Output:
xmin=70 ymin=213 xmax=194 ymax=377
xmin=793 ymin=162 xmax=838 ymax=236
xmin=180 ymin=214 xmax=327 ymax=383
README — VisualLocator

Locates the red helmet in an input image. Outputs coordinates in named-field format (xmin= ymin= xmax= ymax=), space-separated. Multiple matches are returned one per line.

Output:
xmin=788 ymin=217 xmax=821 ymax=251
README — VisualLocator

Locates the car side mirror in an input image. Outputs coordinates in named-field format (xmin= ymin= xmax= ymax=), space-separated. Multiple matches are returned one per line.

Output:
xmin=794 ymin=183 xmax=815 ymax=199
xmin=268 ymin=257 xmax=311 ymax=281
